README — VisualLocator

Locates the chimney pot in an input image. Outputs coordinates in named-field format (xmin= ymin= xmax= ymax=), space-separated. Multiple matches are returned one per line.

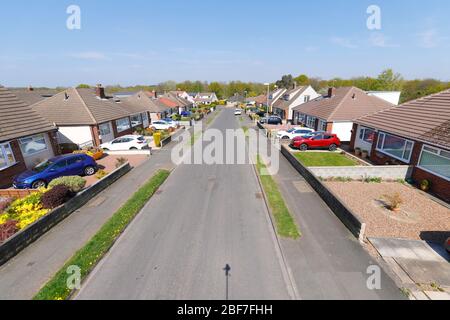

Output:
xmin=328 ymin=87 xmax=336 ymax=97
xmin=95 ymin=84 xmax=106 ymax=99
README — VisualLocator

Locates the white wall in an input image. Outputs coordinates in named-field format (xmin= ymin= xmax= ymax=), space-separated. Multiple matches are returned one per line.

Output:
xmin=367 ymin=91 xmax=401 ymax=105
xmin=58 ymin=126 xmax=93 ymax=146
xmin=331 ymin=122 xmax=354 ymax=142
xmin=23 ymin=133 xmax=55 ymax=168
xmin=287 ymin=86 xmax=320 ymax=120
xmin=354 ymin=125 xmax=374 ymax=155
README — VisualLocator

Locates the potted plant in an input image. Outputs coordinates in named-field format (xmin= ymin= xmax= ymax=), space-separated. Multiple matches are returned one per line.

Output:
xmin=354 ymin=147 xmax=361 ymax=156
xmin=383 ymin=193 xmax=403 ymax=212
xmin=420 ymin=179 xmax=431 ymax=192
xmin=361 ymin=150 xmax=369 ymax=159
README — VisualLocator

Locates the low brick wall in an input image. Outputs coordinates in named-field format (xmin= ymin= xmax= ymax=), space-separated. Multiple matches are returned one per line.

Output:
xmin=0 ymin=163 xmax=132 ymax=266
xmin=309 ymin=165 xmax=414 ymax=180
xmin=0 ymin=189 xmax=37 ymax=199
xmin=281 ymin=145 xmax=366 ymax=241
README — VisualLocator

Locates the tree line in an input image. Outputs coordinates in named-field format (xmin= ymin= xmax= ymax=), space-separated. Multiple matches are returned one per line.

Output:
xmin=76 ymin=69 xmax=449 ymax=103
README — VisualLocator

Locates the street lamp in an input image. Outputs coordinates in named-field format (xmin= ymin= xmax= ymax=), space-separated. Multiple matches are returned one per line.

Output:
xmin=264 ymin=83 xmax=270 ymax=118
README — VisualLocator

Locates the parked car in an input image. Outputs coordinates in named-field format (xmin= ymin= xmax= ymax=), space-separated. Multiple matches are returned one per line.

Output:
xmin=290 ymin=133 xmax=341 ymax=151
xmin=100 ymin=135 xmax=149 ymax=151
xmin=162 ymin=118 xmax=179 ymax=127
xmin=150 ymin=120 xmax=173 ymax=131
xmin=276 ymin=127 xmax=315 ymax=140
xmin=445 ymin=237 xmax=450 ymax=254
xmin=181 ymin=111 xmax=191 ymax=117
xmin=13 ymin=154 xmax=98 ymax=189
xmin=235 ymin=109 xmax=243 ymax=116
xmin=260 ymin=116 xmax=282 ymax=125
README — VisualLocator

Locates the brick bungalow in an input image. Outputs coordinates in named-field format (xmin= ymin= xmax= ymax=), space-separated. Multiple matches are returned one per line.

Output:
xmin=32 ymin=85 xmax=149 ymax=148
xmin=0 ymin=86 xmax=59 ymax=188
xmin=350 ymin=89 xmax=450 ymax=202
xmin=272 ymin=85 xmax=319 ymax=123
xmin=292 ymin=87 xmax=394 ymax=142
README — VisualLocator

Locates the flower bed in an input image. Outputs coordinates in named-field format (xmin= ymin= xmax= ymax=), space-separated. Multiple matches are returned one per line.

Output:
xmin=0 ymin=177 xmax=88 ymax=243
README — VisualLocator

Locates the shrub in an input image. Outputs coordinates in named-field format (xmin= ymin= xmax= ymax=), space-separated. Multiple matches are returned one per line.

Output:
xmin=0 ymin=220 xmax=19 ymax=243
xmin=6 ymin=192 xmax=49 ymax=230
xmin=0 ymin=197 xmax=14 ymax=213
xmin=420 ymin=179 xmax=431 ymax=191
xmin=364 ymin=177 xmax=382 ymax=183
xmin=115 ymin=157 xmax=128 ymax=168
xmin=383 ymin=193 xmax=403 ymax=211
xmin=41 ymin=185 xmax=73 ymax=210
xmin=48 ymin=176 xmax=86 ymax=193
xmin=95 ymin=170 xmax=109 ymax=180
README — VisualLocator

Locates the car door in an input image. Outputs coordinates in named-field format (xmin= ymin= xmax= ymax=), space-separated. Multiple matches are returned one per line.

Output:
xmin=121 ymin=137 xmax=134 ymax=150
xmin=323 ymin=134 xmax=335 ymax=147
xmin=66 ymin=156 xmax=85 ymax=175
xmin=110 ymin=138 xmax=123 ymax=151
xmin=47 ymin=159 xmax=69 ymax=180
xmin=310 ymin=134 xmax=324 ymax=148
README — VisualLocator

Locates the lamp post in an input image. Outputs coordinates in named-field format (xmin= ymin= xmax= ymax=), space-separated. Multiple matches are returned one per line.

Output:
xmin=264 ymin=83 xmax=270 ymax=118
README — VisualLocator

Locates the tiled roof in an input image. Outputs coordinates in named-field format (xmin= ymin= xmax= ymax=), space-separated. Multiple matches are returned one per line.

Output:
xmin=11 ymin=88 xmax=60 ymax=106
xmin=122 ymin=91 xmax=170 ymax=113
xmin=275 ymin=87 xmax=308 ymax=111
xmin=356 ymin=89 xmax=450 ymax=149
xmin=293 ymin=87 xmax=393 ymax=122
xmin=0 ymin=86 xmax=56 ymax=142
xmin=158 ymin=97 xmax=179 ymax=108
xmin=32 ymin=88 xmax=131 ymax=126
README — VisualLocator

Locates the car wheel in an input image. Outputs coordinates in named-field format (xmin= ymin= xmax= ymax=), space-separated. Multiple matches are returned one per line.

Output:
xmin=282 ymin=136 xmax=290 ymax=140
xmin=130 ymin=147 xmax=138 ymax=150
xmin=329 ymin=144 xmax=337 ymax=151
xmin=84 ymin=166 xmax=96 ymax=176
xmin=32 ymin=180 xmax=46 ymax=189
xmin=300 ymin=144 xmax=308 ymax=151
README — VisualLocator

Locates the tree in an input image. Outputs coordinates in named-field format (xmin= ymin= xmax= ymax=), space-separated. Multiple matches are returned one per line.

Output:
xmin=376 ymin=69 xmax=403 ymax=91
xmin=276 ymin=75 xmax=295 ymax=89
xmin=294 ymin=74 xmax=309 ymax=85
xmin=208 ymin=82 xmax=224 ymax=99
xmin=77 ymin=84 xmax=91 ymax=88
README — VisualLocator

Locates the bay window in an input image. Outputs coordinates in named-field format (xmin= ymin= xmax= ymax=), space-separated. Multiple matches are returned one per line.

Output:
xmin=306 ymin=116 xmax=316 ymax=129
xmin=116 ymin=117 xmax=131 ymax=133
xmin=19 ymin=134 xmax=48 ymax=156
xmin=0 ymin=142 xmax=16 ymax=170
xmin=376 ymin=132 xmax=414 ymax=162
xmin=418 ymin=145 xmax=450 ymax=180
xmin=130 ymin=114 xmax=142 ymax=127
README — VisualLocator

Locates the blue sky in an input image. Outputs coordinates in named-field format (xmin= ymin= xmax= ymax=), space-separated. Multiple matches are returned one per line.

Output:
xmin=1 ymin=0 xmax=449 ymax=87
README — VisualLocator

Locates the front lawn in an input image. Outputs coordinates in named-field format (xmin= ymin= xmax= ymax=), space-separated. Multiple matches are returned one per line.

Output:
xmin=295 ymin=152 xmax=358 ymax=167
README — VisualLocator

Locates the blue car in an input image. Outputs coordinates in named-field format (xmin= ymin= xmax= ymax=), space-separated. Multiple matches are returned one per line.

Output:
xmin=181 ymin=111 xmax=191 ymax=117
xmin=13 ymin=154 xmax=98 ymax=189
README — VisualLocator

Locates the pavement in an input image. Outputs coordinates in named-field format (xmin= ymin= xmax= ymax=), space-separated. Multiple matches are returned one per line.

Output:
xmin=369 ymin=237 xmax=450 ymax=300
xmin=0 ymin=133 xmax=180 ymax=300
xmin=76 ymin=108 xmax=293 ymax=300
xmin=246 ymin=116 xmax=404 ymax=300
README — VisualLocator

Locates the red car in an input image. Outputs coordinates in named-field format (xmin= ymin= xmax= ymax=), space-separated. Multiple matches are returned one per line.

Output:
xmin=290 ymin=133 xmax=341 ymax=151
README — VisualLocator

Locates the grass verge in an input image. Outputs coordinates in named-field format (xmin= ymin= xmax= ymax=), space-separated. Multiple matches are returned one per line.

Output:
xmin=295 ymin=152 xmax=358 ymax=167
xmin=256 ymin=156 xmax=300 ymax=239
xmin=34 ymin=169 xmax=171 ymax=300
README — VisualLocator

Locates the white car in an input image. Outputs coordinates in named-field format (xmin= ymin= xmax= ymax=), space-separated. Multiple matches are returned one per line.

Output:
xmin=101 ymin=135 xmax=149 ymax=151
xmin=276 ymin=127 xmax=315 ymax=140
xmin=235 ymin=109 xmax=243 ymax=115
xmin=150 ymin=121 xmax=173 ymax=130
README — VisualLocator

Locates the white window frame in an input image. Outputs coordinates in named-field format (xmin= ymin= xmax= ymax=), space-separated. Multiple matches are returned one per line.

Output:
xmin=0 ymin=142 xmax=16 ymax=170
xmin=19 ymin=134 xmax=48 ymax=157
xmin=306 ymin=116 xmax=316 ymax=129
xmin=376 ymin=131 xmax=415 ymax=163
xmin=116 ymin=117 xmax=131 ymax=133
xmin=130 ymin=114 xmax=142 ymax=127
xmin=417 ymin=145 xmax=450 ymax=181
xmin=99 ymin=122 xmax=111 ymax=136
xmin=359 ymin=127 xmax=376 ymax=144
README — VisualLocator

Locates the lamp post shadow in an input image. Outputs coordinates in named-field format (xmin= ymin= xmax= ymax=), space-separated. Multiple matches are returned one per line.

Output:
xmin=223 ymin=264 xmax=231 ymax=300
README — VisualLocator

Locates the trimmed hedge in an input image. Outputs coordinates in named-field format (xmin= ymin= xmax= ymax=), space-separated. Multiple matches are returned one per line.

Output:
xmin=48 ymin=176 xmax=87 ymax=193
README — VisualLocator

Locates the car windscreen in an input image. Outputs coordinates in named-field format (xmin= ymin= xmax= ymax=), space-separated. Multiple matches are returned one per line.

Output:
xmin=137 ymin=136 xmax=145 ymax=141
xmin=33 ymin=160 xmax=54 ymax=172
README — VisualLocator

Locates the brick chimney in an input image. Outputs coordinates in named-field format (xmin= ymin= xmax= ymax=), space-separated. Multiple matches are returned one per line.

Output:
xmin=95 ymin=84 xmax=106 ymax=99
xmin=328 ymin=87 xmax=336 ymax=97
